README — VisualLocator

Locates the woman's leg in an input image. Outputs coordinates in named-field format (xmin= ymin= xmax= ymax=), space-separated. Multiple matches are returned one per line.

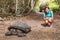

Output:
xmin=48 ymin=18 xmax=53 ymax=23
xmin=43 ymin=18 xmax=49 ymax=24
xmin=48 ymin=18 xmax=53 ymax=27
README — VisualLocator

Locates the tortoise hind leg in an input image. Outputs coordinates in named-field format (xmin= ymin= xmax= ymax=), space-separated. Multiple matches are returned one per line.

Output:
xmin=16 ymin=29 xmax=26 ymax=37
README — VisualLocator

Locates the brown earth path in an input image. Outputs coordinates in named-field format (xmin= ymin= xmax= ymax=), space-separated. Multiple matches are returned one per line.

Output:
xmin=0 ymin=14 xmax=60 ymax=40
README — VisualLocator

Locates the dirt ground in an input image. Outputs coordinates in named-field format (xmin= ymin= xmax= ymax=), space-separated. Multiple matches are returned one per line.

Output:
xmin=0 ymin=14 xmax=60 ymax=40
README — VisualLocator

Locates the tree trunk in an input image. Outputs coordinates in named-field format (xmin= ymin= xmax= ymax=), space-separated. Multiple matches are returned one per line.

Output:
xmin=31 ymin=0 xmax=34 ymax=10
xmin=15 ymin=0 xmax=18 ymax=14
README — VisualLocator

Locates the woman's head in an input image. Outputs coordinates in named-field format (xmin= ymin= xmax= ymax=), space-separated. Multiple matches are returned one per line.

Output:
xmin=44 ymin=7 xmax=50 ymax=13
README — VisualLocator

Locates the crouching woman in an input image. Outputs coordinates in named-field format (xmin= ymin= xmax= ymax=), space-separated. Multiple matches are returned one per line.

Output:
xmin=43 ymin=7 xmax=53 ymax=27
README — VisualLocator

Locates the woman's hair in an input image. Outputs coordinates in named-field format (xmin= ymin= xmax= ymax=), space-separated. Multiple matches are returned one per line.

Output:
xmin=44 ymin=7 xmax=50 ymax=14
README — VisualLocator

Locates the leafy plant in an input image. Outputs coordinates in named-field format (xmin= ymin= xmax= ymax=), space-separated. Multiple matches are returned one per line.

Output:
xmin=48 ymin=0 xmax=59 ymax=11
xmin=33 ymin=0 xmax=41 ymax=12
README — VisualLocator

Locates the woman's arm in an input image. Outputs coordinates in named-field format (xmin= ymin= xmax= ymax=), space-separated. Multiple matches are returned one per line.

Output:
xmin=51 ymin=11 xmax=53 ymax=19
xmin=43 ymin=13 xmax=46 ymax=20
xmin=52 ymin=13 xmax=53 ymax=19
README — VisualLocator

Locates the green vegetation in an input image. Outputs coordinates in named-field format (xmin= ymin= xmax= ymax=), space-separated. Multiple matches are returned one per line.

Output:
xmin=48 ymin=0 xmax=59 ymax=11
xmin=33 ymin=0 xmax=41 ymax=12
xmin=0 ymin=0 xmax=60 ymax=17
